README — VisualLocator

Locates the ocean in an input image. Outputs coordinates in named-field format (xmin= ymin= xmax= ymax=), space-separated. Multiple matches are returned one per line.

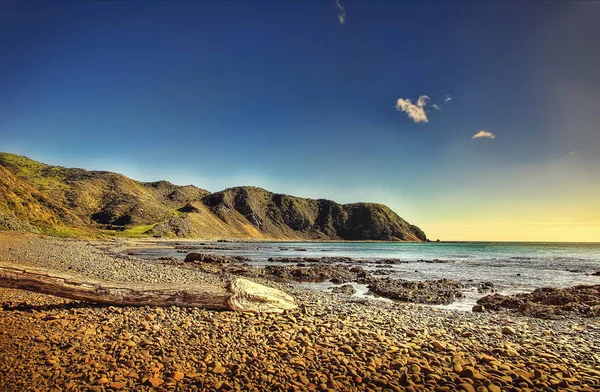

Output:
xmin=137 ymin=241 xmax=600 ymax=311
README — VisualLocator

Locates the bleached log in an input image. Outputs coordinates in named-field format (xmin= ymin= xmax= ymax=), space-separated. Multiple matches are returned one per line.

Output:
xmin=0 ymin=263 xmax=297 ymax=313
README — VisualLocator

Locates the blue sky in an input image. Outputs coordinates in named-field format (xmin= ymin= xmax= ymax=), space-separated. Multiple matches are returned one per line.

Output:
xmin=1 ymin=1 xmax=599 ymax=240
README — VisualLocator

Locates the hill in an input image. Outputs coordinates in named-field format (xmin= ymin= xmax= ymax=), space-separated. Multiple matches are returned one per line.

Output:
xmin=0 ymin=153 xmax=427 ymax=241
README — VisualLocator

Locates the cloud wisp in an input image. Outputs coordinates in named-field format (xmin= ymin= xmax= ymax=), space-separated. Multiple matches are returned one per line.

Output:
xmin=444 ymin=95 xmax=452 ymax=103
xmin=472 ymin=130 xmax=496 ymax=139
xmin=336 ymin=0 xmax=346 ymax=25
xmin=395 ymin=95 xmax=431 ymax=123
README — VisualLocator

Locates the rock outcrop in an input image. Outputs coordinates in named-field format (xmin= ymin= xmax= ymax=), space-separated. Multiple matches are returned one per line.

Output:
xmin=477 ymin=285 xmax=600 ymax=318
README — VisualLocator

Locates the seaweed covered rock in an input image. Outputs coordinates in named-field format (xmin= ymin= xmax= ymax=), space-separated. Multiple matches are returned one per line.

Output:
xmin=368 ymin=278 xmax=464 ymax=305
xmin=477 ymin=285 xmax=600 ymax=319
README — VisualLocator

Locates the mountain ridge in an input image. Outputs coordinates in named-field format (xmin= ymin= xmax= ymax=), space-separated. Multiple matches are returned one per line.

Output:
xmin=0 ymin=152 xmax=427 ymax=241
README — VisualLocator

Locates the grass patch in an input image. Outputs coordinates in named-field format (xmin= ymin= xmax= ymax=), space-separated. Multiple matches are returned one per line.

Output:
xmin=106 ymin=224 xmax=156 ymax=238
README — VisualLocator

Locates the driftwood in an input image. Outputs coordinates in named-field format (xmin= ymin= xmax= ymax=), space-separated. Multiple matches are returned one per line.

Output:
xmin=0 ymin=263 xmax=297 ymax=313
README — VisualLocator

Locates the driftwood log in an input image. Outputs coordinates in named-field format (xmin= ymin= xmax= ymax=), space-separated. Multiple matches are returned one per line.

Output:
xmin=0 ymin=263 xmax=297 ymax=313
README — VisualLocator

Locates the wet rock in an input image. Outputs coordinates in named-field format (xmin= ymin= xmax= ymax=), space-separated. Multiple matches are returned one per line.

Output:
xmin=368 ymin=278 xmax=464 ymax=305
xmin=264 ymin=264 xmax=371 ymax=284
xmin=184 ymin=253 xmax=231 ymax=263
xmin=331 ymin=284 xmax=356 ymax=295
xmin=472 ymin=305 xmax=484 ymax=313
xmin=417 ymin=259 xmax=453 ymax=263
xmin=477 ymin=281 xmax=496 ymax=293
xmin=477 ymin=285 xmax=600 ymax=318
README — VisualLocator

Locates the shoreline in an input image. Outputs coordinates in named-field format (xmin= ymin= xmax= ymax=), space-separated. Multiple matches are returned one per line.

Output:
xmin=1 ymin=232 xmax=599 ymax=391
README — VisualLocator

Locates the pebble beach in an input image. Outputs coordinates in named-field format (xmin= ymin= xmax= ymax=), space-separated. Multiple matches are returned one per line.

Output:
xmin=1 ymin=232 xmax=599 ymax=392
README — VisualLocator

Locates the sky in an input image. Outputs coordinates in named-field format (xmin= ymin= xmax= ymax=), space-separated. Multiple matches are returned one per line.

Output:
xmin=1 ymin=1 xmax=599 ymax=242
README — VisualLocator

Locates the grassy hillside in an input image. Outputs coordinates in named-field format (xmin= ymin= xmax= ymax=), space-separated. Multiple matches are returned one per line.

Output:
xmin=0 ymin=153 xmax=427 ymax=241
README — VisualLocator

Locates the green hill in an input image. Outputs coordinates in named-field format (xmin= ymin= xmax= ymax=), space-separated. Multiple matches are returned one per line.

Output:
xmin=0 ymin=152 xmax=427 ymax=241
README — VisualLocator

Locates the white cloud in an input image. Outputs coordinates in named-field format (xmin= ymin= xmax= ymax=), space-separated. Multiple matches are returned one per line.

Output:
xmin=472 ymin=130 xmax=496 ymax=139
xmin=431 ymin=104 xmax=441 ymax=110
xmin=444 ymin=95 xmax=452 ymax=103
xmin=395 ymin=95 xmax=430 ymax=123
xmin=336 ymin=0 xmax=346 ymax=25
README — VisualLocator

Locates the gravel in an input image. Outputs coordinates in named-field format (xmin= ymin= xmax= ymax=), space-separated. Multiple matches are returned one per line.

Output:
xmin=1 ymin=232 xmax=599 ymax=391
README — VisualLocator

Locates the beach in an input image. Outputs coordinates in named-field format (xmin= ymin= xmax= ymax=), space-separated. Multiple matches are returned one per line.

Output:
xmin=1 ymin=232 xmax=599 ymax=391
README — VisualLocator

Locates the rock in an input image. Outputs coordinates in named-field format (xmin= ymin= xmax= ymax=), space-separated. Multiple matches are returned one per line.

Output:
xmin=33 ymin=335 xmax=46 ymax=342
xmin=459 ymin=384 xmax=475 ymax=392
xmin=331 ymin=284 xmax=356 ymax=295
xmin=472 ymin=305 xmax=484 ymax=312
xmin=501 ymin=326 xmax=516 ymax=335
xmin=339 ymin=345 xmax=354 ymax=354
xmin=368 ymin=278 xmax=464 ymax=305
xmin=173 ymin=371 xmax=184 ymax=381
xmin=431 ymin=340 xmax=446 ymax=350
xmin=477 ymin=284 xmax=600 ymax=318
xmin=184 ymin=253 xmax=230 ymax=263
xmin=213 ymin=362 xmax=226 ymax=374
xmin=148 ymin=377 xmax=163 ymax=387
xmin=459 ymin=368 xmax=475 ymax=380
xmin=477 ymin=282 xmax=495 ymax=293
xmin=97 ymin=377 xmax=109 ymax=385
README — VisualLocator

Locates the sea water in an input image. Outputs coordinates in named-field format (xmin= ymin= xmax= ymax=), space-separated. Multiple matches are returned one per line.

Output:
xmin=138 ymin=241 xmax=600 ymax=311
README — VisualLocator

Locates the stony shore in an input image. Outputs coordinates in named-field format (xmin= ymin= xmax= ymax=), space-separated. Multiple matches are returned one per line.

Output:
xmin=1 ymin=232 xmax=599 ymax=391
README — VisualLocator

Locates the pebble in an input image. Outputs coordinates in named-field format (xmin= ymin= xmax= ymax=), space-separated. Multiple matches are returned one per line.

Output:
xmin=0 ymin=234 xmax=598 ymax=392
xmin=502 ymin=326 xmax=516 ymax=335
xmin=173 ymin=371 xmax=184 ymax=381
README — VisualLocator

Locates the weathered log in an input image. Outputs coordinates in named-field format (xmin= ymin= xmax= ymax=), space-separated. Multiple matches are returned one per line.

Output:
xmin=0 ymin=263 xmax=297 ymax=313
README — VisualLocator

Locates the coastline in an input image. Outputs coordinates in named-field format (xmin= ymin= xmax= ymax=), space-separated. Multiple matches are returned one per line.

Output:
xmin=1 ymin=232 xmax=599 ymax=391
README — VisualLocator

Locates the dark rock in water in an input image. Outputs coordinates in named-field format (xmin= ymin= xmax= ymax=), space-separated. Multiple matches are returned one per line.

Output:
xmin=592 ymin=271 xmax=600 ymax=276
xmin=417 ymin=259 xmax=453 ymax=264
xmin=264 ymin=264 xmax=372 ymax=284
xmin=477 ymin=285 xmax=600 ymax=319
xmin=294 ymin=248 xmax=308 ymax=251
xmin=157 ymin=256 xmax=178 ymax=262
xmin=331 ymin=284 xmax=357 ymax=295
xmin=477 ymin=281 xmax=496 ymax=293
xmin=367 ymin=278 xmax=464 ymax=305
xmin=472 ymin=305 xmax=485 ymax=312
xmin=330 ymin=276 xmax=349 ymax=284
xmin=374 ymin=258 xmax=407 ymax=265
xmin=267 ymin=256 xmax=354 ymax=264
xmin=184 ymin=253 xmax=231 ymax=263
